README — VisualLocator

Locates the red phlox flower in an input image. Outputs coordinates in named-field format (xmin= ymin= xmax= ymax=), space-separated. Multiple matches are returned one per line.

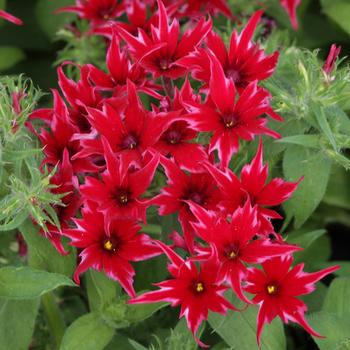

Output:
xmin=0 ymin=10 xmax=23 ymax=25
xmin=184 ymin=54 xmax=282 ymax=168
xmin=204 ymin=140 xmax=300 ymax=233
xmin=58 ymin=64 xmax=103 ymax=133
xmin=74 ymin=80 xmax=180 ymax=165
xmin=323 ymin=44 xmax=341 ymax=81
xmin=179 ymin=11 xmax=279 ymax=90
xmin=87 ymin=34 xmax=161 ymax=98
xmin=280 ymin=0 xmax=301 ymax=30
xmin=153 ymin=79 xmax=208 ymax=172
xmin=245 ymin=256 xmax=340 ymax=344
xmin=174 ymin=0 xmax=233 ymax=19
xmin=64 ymin=201 xmax=160 ymax=297
xmin=189 ymin=200 xmax=300 ymax=303
xmin=116 ymin=0 xmax=211 ymax=78
xmin=80 ymin=137 xmax=160 ymax=222
xmin=151 ymin=156 xmax=222 ymax=252
xmin=36 ymin=90 xmax=100 ymax=174
xmin=41 ymin=149 xmax=81 ymax=255
xmin=58 ymin=0 xmax=123 ymax=26
xmin=129 ymin=240 xmax=236 ymax=347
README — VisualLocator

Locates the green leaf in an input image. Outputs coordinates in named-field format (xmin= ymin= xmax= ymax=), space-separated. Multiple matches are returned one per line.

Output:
xmin=307 ymin=311 xmax=350 ymax=350
xmin=125 ymin=301 xmax=167 ymax=324
xmin=287 ymin=229 xmax=326 ymax=264
xmin=311 ymin=102 xmax=338 ymax=151
xmin=35 ymin=0 xmax=75 ymax=39
xmin=323 ymin=166 xmax=350 ymax=210
xmin=0 ymin=266 xmax=75 ymax=299
xmin=321 ymin=0 xmax=350 ymax=35
xmin=209 ymin=304 xmax=286 ymax=350
xmin=323 ymin=278 xmax=350 ymax=317
xmin=60 ymin=313 xmax=115 ymax=350
xmin=0 ymin=46 xmax=25 ymax=71
xmin=19 ymin=219 xmax=76 ymax=277
xmin=86 ymin=270 xmax=120 ymax=311
xmin=277 ymin=135 xmax=320 ymax=149
xmin=0 ymin=298 xmax=40 ymax=350
xmin=300 ymin=282 xmax=328 ymax=313
xmin=283 ymin=146 xmax=332 ymax=228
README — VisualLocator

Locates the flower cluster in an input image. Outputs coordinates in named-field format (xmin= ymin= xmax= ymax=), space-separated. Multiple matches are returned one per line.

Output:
xmin=30 ymin=0 xmax=338 ymax=347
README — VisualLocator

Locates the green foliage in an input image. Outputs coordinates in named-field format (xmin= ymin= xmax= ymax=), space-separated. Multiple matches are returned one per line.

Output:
xmin=320 ymin=0 xmax=350 ymax=36
xmin=0 ymin=76 xmax=64 ymax=233
xmin=208 ymin=294 xmax=286 ymax=350
xmin=60 ymin=313 xmax=115 ymax=350
xmin=0 ymin=298 xmax=40 ymax=350
xmin=0 ymin=266 xmax=75 ymax=299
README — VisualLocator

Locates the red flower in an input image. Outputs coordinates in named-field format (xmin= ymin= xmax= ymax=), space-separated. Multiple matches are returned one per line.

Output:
xmin=35 ymin=90 xmax=99 ymax=174
xmin=129 ymin=241 xmax=235 ymax=347
xmin=0 ymin=10 xmax=23 ymax=25
xmin=152 ymin=156 xmax=222 ymax=252
xmin=175 ymin=0 xmax=233 ymax=19
xmin=245 ymin=256 xmax=339 ymax=344
xmin=117 ymin=0 xmax=211 ymax=78
xmin=80 ymin=138 xmax=160 ymax=222
xmin=87 ymin=34 xmax=161 ymax=98
xmin=179 ymin=11 xmax=279 ymax=90
xmin=58 ymin=0 xmax=122 ymax=25
xmin=153 ymin=79 xmax=208 ymax=172
xmin=189 ymin=200 xmax=300 ymax=303
xmin=184 ymin=54 xmax=282 ymax=168
xmin=323 ymin=44 xmax=341 ymax=81
xmin=58 ymin=64 xmax=103 ymax=133
xmin=205 ymin=140 xmax=300 ymax=233
xmin=280 ymin=0 xmax=301 ymax=30
xmin=74 ymin=80 xmax=179 ymax=164
xmin=64 ymin=201 xmax=159 ymax=297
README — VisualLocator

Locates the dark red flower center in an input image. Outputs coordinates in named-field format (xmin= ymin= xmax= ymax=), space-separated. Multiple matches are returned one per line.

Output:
xmin=165 ymin=130 xmax=182 ymax=145
xmin=187 ymin=192 xmax=205 ymax=205
xmin=103 ymin=237 xmax=118 ymax=252
xmin=222 ymin=113 xmax=239 ymax=129
xmin=158 ymin=58 xmax=172 ymax=71
xmin=224 ymin=243 xmax=239 ymax=260
xmin=193 ymin=281 xmax=205 ymax=294
xmin=266 ymin=283 xmax=278 ymax=295
xmin=225 ymin=68 xmax=241 ymax=84
xmin=114 ymin=188 xmax=130 ymax=206
xmin=121 ymin=134 xmax=138 ymax=150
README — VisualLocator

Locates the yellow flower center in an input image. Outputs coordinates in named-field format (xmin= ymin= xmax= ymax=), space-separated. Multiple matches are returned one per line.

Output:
xmin=103 ymin=239 xmax=115 ymax=252
xmin=228 ymin=250 xmax=237 ymax=259
xmin=266 ymin=284 xmax=278 ymax=295
xmin=195 ymin=282 xmax=205 ymax=293
xmin=225 ymin=120 xmax=234 ymax=128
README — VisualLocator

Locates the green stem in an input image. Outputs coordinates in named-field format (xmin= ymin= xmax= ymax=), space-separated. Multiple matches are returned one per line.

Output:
xmin=41 ymin=292 xmax=66 ymax=349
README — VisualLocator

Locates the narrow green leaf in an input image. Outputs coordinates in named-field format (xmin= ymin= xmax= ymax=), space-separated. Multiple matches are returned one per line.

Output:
xmin=60 ymin=313 xmax=115 ymax=350
xmin=0 ymin=266 xmax=75 ymax=299
xmin=311 ymin=102 xmax=338 ymax=151
xmin=277 ymin=135 xmax=320 ymax=149
xmin=323 ymin=278 xmax=350 ymax=317
xmin=0 ymin=298 xmax=40 ymax=350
